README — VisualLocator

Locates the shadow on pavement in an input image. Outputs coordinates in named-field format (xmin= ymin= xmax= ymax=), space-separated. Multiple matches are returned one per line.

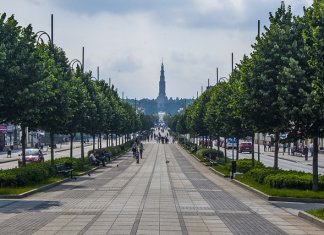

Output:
xmin=0 ymin=199 xmax=61 ymax=213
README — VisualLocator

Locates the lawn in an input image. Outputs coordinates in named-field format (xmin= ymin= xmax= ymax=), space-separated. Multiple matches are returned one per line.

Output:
xmin=0 ymin=177 xmax=63 ymax=195
xmin=306 ymin=208 xmax=324 ymax=220
xmin=236 ymin=175 xmax=324 ymax=199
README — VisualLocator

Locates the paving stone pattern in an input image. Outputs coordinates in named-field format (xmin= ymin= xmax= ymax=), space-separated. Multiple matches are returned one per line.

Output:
xmin=0 ymin=142 xmax=323 ymax=234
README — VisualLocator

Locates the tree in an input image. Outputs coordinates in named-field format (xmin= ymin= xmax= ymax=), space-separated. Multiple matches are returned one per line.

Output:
xmin=297 ymin=0 xmax=324 ymax=191
xmin=0 ymin=14 xmax=41 ymax=166
xmin=36 ymin=43 xmax=73 ymax=165
xmin=245 ymin=3 xmax=296 ymax=169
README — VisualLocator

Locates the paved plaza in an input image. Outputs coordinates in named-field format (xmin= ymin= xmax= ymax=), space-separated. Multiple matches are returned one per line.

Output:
xmin=0 ymin=142 xmax=323 ymax=234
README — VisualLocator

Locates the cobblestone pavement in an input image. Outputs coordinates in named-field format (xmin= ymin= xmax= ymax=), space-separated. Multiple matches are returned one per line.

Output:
xmin=0 ymin=142 xmax=323 ymax=235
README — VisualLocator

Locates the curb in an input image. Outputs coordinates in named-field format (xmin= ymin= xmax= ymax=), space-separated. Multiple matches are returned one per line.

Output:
xmin=231 ymin=178 xmax=270 ymax=200
xmin=208 ymin=166 xmax=230 ymax=178
xmin=0 ymin=158 xmax=19 ymax=164
xmin=298 ymin=211 xmax=324 ymax=228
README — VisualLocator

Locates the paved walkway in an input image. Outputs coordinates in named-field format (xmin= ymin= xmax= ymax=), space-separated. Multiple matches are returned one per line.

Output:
xmin=0 ymin=142 xmax=323 ymax=234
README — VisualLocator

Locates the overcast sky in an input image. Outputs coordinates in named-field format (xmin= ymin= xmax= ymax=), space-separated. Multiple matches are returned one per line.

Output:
xmin=1 ymin=0 xmax=312 ymax=99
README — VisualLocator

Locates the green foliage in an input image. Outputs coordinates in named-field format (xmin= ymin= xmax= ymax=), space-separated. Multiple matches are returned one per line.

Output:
xmin=236 ymin=175 xmax=324 ymax=198
xmin=87 ymin=141 xmax=132 ymax=158
xmin=245 ymin=167 xmax=278 ymax=184
xmin=196 ymin=148 xmax=224 ymax=160
xmin=0 ymin=163 xmax=49 ymax=187
xmin=306 ymin=208 xmax=324 ymax=220
xmin=244 ymin=167 xmax=324 ymax=191
xmin=264 ymin=171 xmax=324 ymax=190
xmin=235 ymin=159 xmax=265 ymax=173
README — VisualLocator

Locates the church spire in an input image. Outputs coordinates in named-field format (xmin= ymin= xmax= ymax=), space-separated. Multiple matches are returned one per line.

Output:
xmin=157 ymin=60 xmax=167 ymax=111
xmin=159 ymin=61 xmax=166 ymax=97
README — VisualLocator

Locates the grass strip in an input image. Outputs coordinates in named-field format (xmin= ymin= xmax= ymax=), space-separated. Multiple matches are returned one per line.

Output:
xmin=0 ymin=177 xmax=63 ymax=195
xmin=212 ymin=165 xmax=230 ymax=176
xmin=236 ymin=175 xmax=324 ymax=199
xmin=306 ymin=209 xmax=324 ymax=220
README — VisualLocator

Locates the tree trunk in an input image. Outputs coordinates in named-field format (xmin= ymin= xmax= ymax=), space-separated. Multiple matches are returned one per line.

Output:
xmin=210 ymin=136 xmax=212 ymax=149
xmin=115 ymin=134 xmax=118 ymax=146
xmin=21 ymin=126 xmax=27 ymax=167
xmin=236 ymin=138 xmax=239 ymax=160
xmin=81 ymin=133 xmax=84 ymax=161
xmin=257 ymin=133 xmax=260 ymax=161
xmin=217 ymin=136 xmax=222 ymax=162
xmin=312 ymin=136 xmax=319 ymax=191
xmin=119 ymin=135 xmax=121 ymax=145
xmin=92 ymin=135 xmax=95 ymax=151
xmin=50 ymin=132 xmax=55 ymax=166
xmin=70 ymin=134 xmax=74 ymax=159
xmin=224 ymin=138 xmax=227 ymax=160
xmin=274 ymin=131 xmax=279 ymax=170
xmin=111 ymin=134 xmax=113 ymax=146
xmin=106 ymin=133 xmax=109 ymax=147
xmin=251 ymin=134 xmax=255 ymax=167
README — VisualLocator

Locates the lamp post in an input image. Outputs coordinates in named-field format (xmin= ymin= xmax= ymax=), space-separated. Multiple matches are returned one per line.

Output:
xmin=69 ymin=47 xmax=85 ymax=160
xmin=35 ymin=14 xmax=56 ymax=167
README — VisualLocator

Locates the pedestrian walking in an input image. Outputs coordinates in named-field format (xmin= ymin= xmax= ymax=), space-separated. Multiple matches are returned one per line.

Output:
xmin=268 ymin=141 xmax=271 ymax=152
xmin=287 ymin=143 xmax=291 ymax=155
xmin=132 ymin=142 xmax=137 ymax=158
xmin=139 ymin=142 xmax=144 ymax=159
xmin=263 ymin=140 xmax=267 ymax=152
xmin=7 ymin=148 xmax=11 ymax=158
xmin=303 ymin=145 xmax=309 ymax=161
xmin=283 ymin=143 xmax=287 ymax=155
xmin=135 ymin=150 xmax=140 ymax=164
xmin=309 ymin=142 xmax=314 ymax=157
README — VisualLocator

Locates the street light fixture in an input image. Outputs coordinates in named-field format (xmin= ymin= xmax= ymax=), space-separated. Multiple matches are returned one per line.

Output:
xmin=69 ymin=47 xmax=85 ymax=160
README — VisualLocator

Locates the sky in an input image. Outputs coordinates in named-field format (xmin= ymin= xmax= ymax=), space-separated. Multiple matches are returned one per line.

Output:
xmin=1 ymin=0 xmax=312 ymax=99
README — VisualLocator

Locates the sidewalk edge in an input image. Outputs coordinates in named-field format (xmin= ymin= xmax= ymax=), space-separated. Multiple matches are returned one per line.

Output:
xmin=231 ymin=179 xmax=270 ymax=200
xmin=208 ymin=166 xmax=229 ymax=178
xmin=298 ymin=211 xmax=324 ymax=228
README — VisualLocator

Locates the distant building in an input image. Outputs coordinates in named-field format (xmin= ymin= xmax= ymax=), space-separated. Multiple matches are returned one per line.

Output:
xmin=156 ymin=62 xmax=168 ymax=111
xmin=125 ymin=61 xmax=194 ymax=115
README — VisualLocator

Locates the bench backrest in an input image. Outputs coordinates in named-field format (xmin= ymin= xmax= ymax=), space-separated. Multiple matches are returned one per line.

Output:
xmin=55 ymin=162 xmax=72 ymax=171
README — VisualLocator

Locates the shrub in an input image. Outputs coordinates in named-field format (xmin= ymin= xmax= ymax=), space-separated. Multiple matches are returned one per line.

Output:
xmin=9 ymin=164 xmax=50 ymax=187
xmin=264 ymin=172 xmax=324 ymax=190
xmin=0 ymin=171 xmax=16 ymax=187
xmin=235 ymin=159 xmax=265 ymax=174
xmin=196 ymin=148 xmax=223 ymax=159
xmin=245 ymin=167 xmax=277 ymax=184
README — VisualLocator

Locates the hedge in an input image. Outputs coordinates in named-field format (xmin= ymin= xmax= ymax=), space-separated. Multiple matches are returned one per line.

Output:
xmin=0 ymin=141 xmax=132 ymax=188
xmin=244 ymin=167 xmax=324 ymax=190
xmin=196 ymin=148 xmax=224 ymax=160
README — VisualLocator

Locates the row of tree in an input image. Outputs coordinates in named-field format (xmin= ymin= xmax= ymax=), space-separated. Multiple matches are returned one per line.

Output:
xmin=167 ymin=1 xmax=323 ymax=191
xmin=0 ymin=13 xmax=155 ymax=166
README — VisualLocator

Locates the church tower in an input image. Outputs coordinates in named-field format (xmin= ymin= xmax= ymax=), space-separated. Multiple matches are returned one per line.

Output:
xmin=157 ymin=61 xmax=167 ymax=111
xmin=159 ymin=62 xmax=166 ymax=97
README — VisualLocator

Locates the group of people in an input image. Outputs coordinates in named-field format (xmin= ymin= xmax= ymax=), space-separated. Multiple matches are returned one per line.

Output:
xmin=154 ymin=131 xmax=171 ymax=144
xmin=132 ymin=139 xmax=144 ymax=164
xmin=89 ymin=150 xmax=111 ymax=166
xmin=263 ymin=140 xmax=314 ymax=161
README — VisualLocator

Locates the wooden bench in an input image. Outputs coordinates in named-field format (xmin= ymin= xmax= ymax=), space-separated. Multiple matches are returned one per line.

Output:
xmin=55 ymin=162 xmax=75 ymax=179
xmin=204 ymin=153 xmax=220 ymax=166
